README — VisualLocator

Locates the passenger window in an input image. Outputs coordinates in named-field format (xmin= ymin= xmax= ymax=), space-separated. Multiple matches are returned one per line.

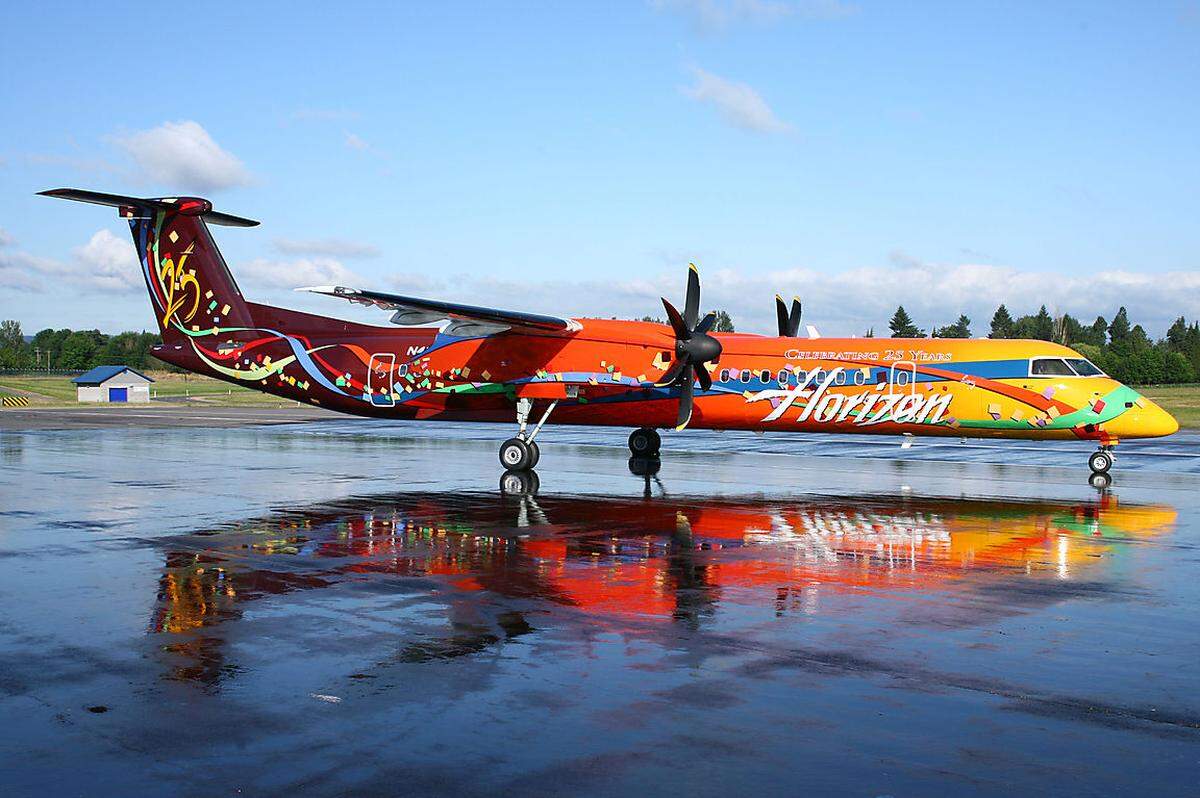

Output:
xmin=795 ymin=370 xmax=807 ymax=384
xmin=1031 ymin=358 xmax=1075 ymax=376
xmin=1066 ymin=358 xmax=1103 ymax=377
xmin=719 ymin=369 xmax=730 ymax=382
xmin=777 ymin=369 xmax=788 ymax=384
xmin=760 ymin=369 xmax=771 ymax=383
xmin=740 ymin=369 xmax=751 ymax=383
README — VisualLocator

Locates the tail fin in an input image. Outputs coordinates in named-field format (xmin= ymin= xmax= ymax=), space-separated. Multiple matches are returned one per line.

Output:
xmin=39 ymin=189 xmax=258 ymax=342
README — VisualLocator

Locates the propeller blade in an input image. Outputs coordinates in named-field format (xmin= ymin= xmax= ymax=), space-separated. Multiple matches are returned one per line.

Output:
xmin=694 ymin=310 xmax=717 ymax=335
xmin=675 ymin=373 xmax=694 ymax=430
xmin=788 ymin=298 xmax=803 ymax=337
xmin=655 ymin=357 xmax=688 ymax=387
xmin=695 ymin=364 xmax=713 ymax=391
xmin=775 ymin=295 xmax=789 ymax=336
xmin=684 ymin=263 xmax=701 ymax=329
xmin=661 ymin=298 xmax=690 ymax=340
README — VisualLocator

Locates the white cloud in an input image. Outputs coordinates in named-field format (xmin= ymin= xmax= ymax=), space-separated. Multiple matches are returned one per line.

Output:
xmin=344 ymin=132 xmax=370 ymax=151
xmin=274 ymin=237 xmax=380 ymax=259
xmin=653 ymin=0 xmax=858 ymax=30
xmin=239 ymin=256 xmax=363 ymax=289
xmin=71 ymin=229 xmax=142 ymax=293
xmin=684 ymin=67 xmax=792 ymax=133
xmin=0 ymin=228 xmax=140 ymax=294
xmin=368 ymin=258 xmax=1200 ymax=339
xmin=0 ymin=227 xmax=13 ymax=247
xmin=115 ymin=120 xmax=251 ymax=191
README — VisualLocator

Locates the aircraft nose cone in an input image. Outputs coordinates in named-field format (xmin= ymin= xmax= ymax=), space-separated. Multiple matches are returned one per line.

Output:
xmin=1105 ymin=396 xmax=1179 ymax=439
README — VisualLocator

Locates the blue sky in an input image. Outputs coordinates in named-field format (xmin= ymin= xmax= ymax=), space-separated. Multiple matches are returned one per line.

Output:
xmin=2 ymin=1 xmax=1198 ymax=336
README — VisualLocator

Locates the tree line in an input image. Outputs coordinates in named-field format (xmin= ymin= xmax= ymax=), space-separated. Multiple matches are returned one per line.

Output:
xmin=883 ymin=305 xmax=1200 ymax=385
xmin=0 ymin=321 xmax=173 ymax=372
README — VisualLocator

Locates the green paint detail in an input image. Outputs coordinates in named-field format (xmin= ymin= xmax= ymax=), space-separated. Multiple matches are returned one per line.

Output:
xmin=432 ymin=382 xmax=509 ymax=395
xmin=955 ymin=385 xmax=1140 ymax=430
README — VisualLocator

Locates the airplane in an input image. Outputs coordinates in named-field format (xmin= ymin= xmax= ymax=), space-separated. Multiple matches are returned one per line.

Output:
xmin=40 ymin=188 xmax=1179 ymax=481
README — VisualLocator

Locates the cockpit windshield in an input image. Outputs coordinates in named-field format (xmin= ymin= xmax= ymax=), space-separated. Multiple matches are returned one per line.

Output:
xmin=1066 ymin=358 xmax=1104 ymax=376
xmin=1029 ymin=357 xmax=1106 ymax=377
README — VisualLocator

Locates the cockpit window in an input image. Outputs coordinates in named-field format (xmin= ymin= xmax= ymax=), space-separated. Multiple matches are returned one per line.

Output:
xmin=1066 ymin=358 xmax=1104 ymax=377
xmin=1030 ymin=358 xmax=1076 ymax=376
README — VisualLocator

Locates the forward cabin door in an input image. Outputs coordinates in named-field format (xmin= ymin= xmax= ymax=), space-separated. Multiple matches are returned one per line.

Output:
xmin=888 ymin=361 xmax=917 ymax=398
xmin=368 ymin=353 xmax=396 ymax=407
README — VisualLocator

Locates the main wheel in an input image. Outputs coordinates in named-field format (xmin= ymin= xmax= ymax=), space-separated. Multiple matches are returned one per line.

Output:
xmin=499 ymin=438 xmax=534 ymax=471
xmin=628 ymin=427 xmax=661 ymax=457
xmin=527 ymin=441 xmax=540 ymax=469
xmin=1088 ymin=450 xmax=1113 ymax=474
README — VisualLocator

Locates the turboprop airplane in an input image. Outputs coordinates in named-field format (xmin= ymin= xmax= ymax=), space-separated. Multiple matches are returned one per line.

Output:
xmin=40 ymin=188 xmax=1178 ymax=480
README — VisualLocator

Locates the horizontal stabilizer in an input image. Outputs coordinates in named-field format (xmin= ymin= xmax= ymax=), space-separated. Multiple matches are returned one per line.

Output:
xmin=299 ymin=285 xmax=580 ymax=334
xmin=38 ymin=188 xmax=259 ymax=227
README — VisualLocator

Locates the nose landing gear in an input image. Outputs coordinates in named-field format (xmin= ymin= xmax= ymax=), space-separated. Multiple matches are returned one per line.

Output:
xmin=1087 ymin=445 xmax=1116 ymax=489
xmin=1088 ymin=447 xmax=1114 ymax=475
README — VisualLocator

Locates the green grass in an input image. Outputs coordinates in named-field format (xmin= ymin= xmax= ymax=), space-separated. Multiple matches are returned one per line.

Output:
xmin=0 ymin=372 xmax=286 ymax=407
xmin=1137 ymin=385 xmax=1200 ymax=430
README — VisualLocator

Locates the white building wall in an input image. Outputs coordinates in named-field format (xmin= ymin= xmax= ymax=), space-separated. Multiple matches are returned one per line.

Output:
xmin=76 ymin=375 xmax=154 ymax=403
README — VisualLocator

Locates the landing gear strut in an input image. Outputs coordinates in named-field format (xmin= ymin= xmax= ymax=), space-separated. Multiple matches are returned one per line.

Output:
xmin=500 ymin=398 xmax=557 ymax=472
xmin=628 ymin=427 xmax=661 ymax=458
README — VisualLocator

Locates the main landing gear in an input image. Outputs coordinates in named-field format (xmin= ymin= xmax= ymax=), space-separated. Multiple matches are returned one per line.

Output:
xmin=499 ymin=398 xmax=558 ymax=472
xmin=628 ymin=427 xmax=661 ymax=458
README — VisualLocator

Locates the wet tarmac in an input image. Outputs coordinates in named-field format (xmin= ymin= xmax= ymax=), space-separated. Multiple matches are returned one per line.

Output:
xmin=1 ymin=420 xmax=1198 ymax=796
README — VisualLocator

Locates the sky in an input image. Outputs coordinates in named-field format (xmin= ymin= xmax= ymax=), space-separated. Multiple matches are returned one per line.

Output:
xmin=1 ymin=0 xmax=1198 ymax=337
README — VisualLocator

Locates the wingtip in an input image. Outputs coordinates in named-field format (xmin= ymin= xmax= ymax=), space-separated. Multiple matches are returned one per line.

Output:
xmin=688 ymin=262 xmax=699 ymax=273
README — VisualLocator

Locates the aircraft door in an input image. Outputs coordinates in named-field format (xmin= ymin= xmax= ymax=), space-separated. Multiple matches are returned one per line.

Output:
xmin=368 ymin=353 xmax=396 ymax=407
xmin=888 ymin=360 xmax=917 ymax=397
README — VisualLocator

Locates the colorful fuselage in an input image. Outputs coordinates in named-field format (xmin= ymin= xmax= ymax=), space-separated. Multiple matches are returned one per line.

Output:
xmin=154 ymin=306 xmax=1178 ymax=443
xmin=44 ymin=189 xmax=1179 ymax=445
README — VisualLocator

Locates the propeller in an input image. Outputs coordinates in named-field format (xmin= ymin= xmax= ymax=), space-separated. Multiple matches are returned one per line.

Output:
xmin=656 ymin=263 xmax=723 ymax=430
xmin=775 ymin=295 xmax=802 ymax=337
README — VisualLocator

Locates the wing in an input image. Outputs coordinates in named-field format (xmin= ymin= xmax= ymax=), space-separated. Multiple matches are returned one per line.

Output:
xmin=299 ymin=285 xmax=581 ymax=335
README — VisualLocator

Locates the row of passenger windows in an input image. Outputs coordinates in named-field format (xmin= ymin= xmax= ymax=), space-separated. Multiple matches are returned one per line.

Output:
xmin=716 ymin=368 xmax=874 ymax=386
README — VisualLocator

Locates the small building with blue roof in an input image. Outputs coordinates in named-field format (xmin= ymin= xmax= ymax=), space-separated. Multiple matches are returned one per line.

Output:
xmin=71 ymin=366 xmax=155 ymax=403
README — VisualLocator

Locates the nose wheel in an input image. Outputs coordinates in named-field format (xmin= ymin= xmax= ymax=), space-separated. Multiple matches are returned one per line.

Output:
xmin=1088 ymin=447 xmax=1114 ymax=475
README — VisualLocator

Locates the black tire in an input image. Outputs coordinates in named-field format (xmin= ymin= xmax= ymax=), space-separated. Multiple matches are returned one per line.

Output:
xmin=527 ymin=441 xmax=540 ymax=469
xmin=628 ymin=427 xmax=661 ymax=457
xmin=1088 ymin=450 xmax=1113 ymax=474
xmin=499 ymin=438 xmax=533 ymax=471
xmin=500 ymin=469 xmax=540 ymax=496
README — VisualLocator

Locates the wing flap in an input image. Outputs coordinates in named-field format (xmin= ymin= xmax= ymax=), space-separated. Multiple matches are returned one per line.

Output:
xmin=300 ymin=285 xmax=580 ymax=334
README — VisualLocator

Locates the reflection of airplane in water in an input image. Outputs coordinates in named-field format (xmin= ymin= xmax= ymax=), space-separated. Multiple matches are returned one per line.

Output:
xmin=151 ymin=488 xmax=1176 ymax=687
